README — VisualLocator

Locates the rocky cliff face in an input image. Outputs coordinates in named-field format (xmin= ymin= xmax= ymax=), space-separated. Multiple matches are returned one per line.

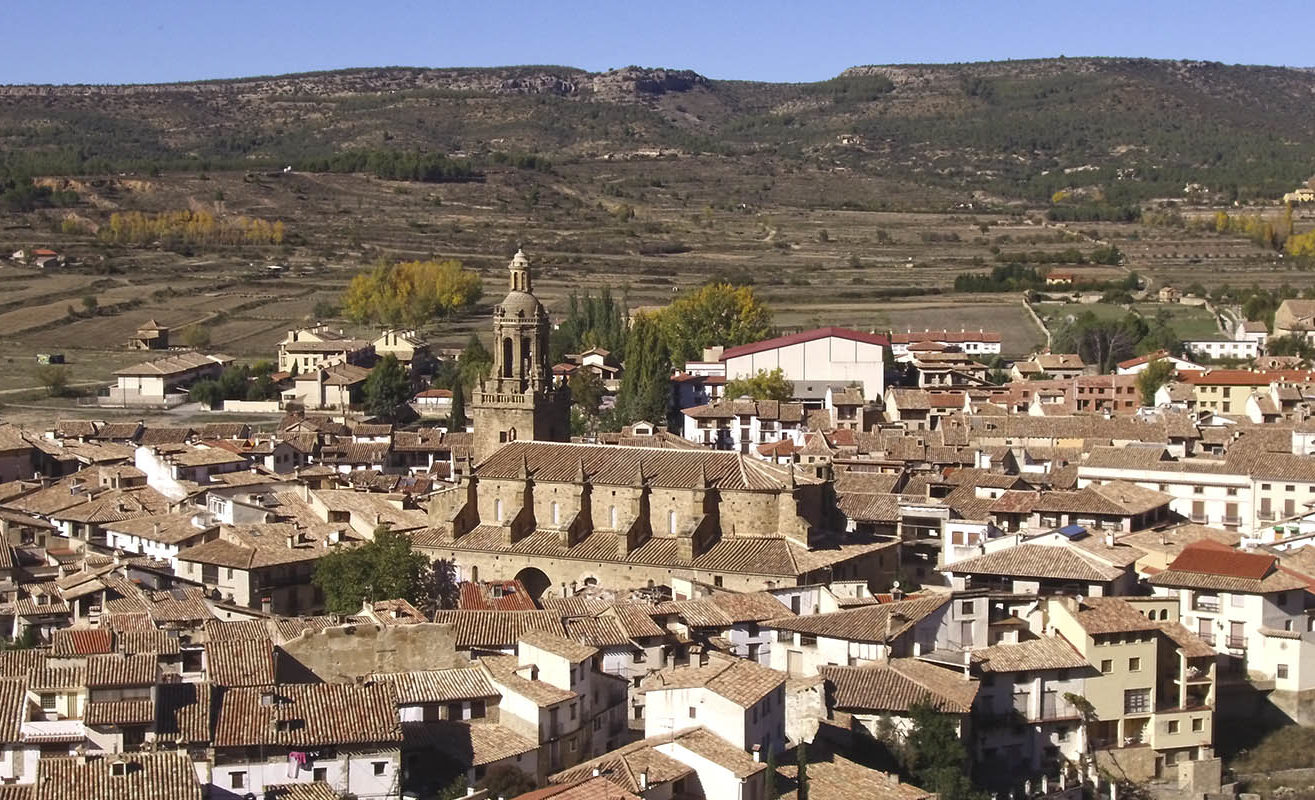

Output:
xmin=0 ymin=65 xmax=709 ymax=103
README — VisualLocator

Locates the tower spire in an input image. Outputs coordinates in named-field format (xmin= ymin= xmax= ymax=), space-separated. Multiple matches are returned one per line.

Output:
xmin=509 ymin=248 xmax=532 ymax=293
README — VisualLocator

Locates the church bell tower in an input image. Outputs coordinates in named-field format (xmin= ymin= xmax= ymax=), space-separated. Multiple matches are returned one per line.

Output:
xmin=470 ymin=250 xmax=570 ymax=461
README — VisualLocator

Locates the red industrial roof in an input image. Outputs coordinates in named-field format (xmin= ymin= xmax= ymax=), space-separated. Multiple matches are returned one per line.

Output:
xmin=720 ymin=327 xmax=890 ymax=361
xmin=1168 ymin=542 xmax=1275 ymax=580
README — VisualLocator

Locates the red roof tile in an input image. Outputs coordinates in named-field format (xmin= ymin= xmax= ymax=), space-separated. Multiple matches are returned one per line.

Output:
xmin=1168 ymin=542 xmax=1274 ymax=580
xmin=720 ymin=327 xmax=889 ymax=361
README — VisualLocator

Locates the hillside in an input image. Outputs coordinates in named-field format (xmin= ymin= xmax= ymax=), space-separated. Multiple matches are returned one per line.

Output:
xmin=3 ymin=58 xmax=1315 ymax=203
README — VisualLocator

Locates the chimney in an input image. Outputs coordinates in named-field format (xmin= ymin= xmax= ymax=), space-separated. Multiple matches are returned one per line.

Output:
xmin=751 ymin=745 xmax=761 ymax=764
xmin=593 ymin=768 xmax=601 ymax=778
xmin=640 ymin=769 xmax=650 ymax=789
xmin=261 ymin=596 xmax=272 ymax=614
xmin=1105 ymin=530 xmax=1115 ymax=549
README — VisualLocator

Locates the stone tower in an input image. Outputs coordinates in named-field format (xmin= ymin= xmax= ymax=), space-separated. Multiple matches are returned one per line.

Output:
xmin=470 ymin=250 xmax=570 ymax=462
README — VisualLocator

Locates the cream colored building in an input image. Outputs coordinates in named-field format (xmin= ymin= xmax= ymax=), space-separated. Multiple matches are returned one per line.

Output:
xmin=1046 ymin=596 xmax=1215 ymax=781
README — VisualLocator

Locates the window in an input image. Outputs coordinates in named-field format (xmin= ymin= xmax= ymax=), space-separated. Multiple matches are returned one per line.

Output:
xmin=470 ymin=700 xmax=486 ymax=719
xmin=633 ymin=650 xmax=644 ymax=664
xmin=1100 ymin=659 xmax=1113 ymax=674
xmin=1128 ymin=657 xmax=1141 ymax=672
xmin=40 ymin=694 xmax=55 ymax=712
xmin=1192 ymin=718 xmax=1204 ymax=732
xmin=447 ymin=702 xmax=462 ymax=720
xmin=1123 ymin=688 xmax=1150 ymax=715
xmin=494 ymin=499 xmax=503 ymax=522
xmin=689 ymin=706 xmax=697 ymax=719
xmin=1262 ymin=483 xmax=1272 ymax=491
xmin=1193 ymin=486 xmax=1204 ymax=494
xmin=373 ymin=762 xmax=387 ymax=776
xmin=231 ymin=772 xmax=247 ymax=790
xmin=570 ymin=703 xmax=577 ymax=720
xmin=714 ymin=575 xmax=724 ymax=588
xmin=1277 ymin=664 xmax=1290 ymax=679
xmin=960 ymin=601 xmax=974 ymax=616
xmin=313 ymin=768 xmax=327 ymax=782
xmin=1167 ymin=720 xmax=1179 ymax=734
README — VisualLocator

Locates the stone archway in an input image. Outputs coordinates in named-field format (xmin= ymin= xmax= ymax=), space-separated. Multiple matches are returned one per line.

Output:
xmin=514 ymin=566 xmax=552 ymax=602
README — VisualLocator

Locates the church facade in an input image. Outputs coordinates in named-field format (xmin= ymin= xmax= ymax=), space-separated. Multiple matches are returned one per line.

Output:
xmin=470 ymin=250 xmax=570 ymax=462
xmin=420 ymin=441 xmax=898 ymax=599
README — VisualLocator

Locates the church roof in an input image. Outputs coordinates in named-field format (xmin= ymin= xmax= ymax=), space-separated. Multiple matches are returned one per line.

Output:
xmin=474 ymin=441 xmax=812 ymax=491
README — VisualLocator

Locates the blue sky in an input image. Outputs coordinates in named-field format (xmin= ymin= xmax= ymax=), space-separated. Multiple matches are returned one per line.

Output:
xmin=2 ymin=1 xmax=1312 ymax=85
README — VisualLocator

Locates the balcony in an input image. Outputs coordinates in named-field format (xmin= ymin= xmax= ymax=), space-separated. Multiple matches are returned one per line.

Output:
xmin=1189 ymin=514 xmax=1208 ymax=524
xmin=1222 ymin=516 xmax=1242 ymax=527
xmin=1192 ymin=597 xmax=1220 ymax=613
xmin=1225 ymin=636 xmax=1247 ymax=650
xmin=1258 ymin=509 xmax=1275 ymax=521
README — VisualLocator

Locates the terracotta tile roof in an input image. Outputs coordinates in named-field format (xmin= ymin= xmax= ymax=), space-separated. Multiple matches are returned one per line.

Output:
xmin=29 ymin=666 xmax=85 ymax=691
xmin=666 ymin=726 xmax=767 ymax=778
xmin=154 ymin=683 xmax=215 ymax=745
xmin=33 ymin=753 xmax=202 ymax=800
xmin=518 ymin=776 xmax=643 ymax=800
xmin=0 ymin=678 xmax=25 ymax=744
xmin=971 ymin=636 xmax=1089 ymax=673
xmin=481 ymin=655 xmax=576 ymax=707
xmin=204 ymin=619 xmax=272 ymax=642
xmin=775 ymin=750 xmax=930 ymax=800
xmin=766 ymin=594 xmax=949 ymax=643
xmin=214 ymin=683 xmax=402 ymax=748
xmin=431 ymin=610 xmax=564 ymax=649
xmin=371 ymin=667 xmax=498 ymax=705
xmin=1067 ymin=597 xmax=1163 ymax=635
xmin=50 ymin=628 xmax=114 ymax=657
xmin=552 ymin=735 xmax=693 ymax=793
xmin=86 ymin=653 xmax=157 ymax=688
xmin=114 ymin=629 xmax=180 ymax=656
xmin=475 ymin=441 xmax=807 ymax=491
xmin=403 ymin=720 xmax=538 ymax=768
xmin=259 ymin=784 xmax=341 ymax=800
xmin=205 ymin=638 xmax=275 ymax=687
xmin=0 ymin=652 xmax=44 ymax=679
xmin=1157 ymin=622 xmax=1216 ymax=658
xmin=892 ymin=330 xmax=1000 ymax=345
xmin=85 ymin=698 xmax=156 ymax=726
xmin=115 ymin=351 xmax=231 ymax=377
xmin=822 ymin=658 xmax=977 ymax=714
xmin=709 ymin=591 xmax=793 ymax=623
xmin=838 ymin=492 xmax=902 ymax=523
xmin=1158 ymin=541 xmax=1288 ymax=581
xmin=642 ymin=656 xmax=785 ymax=707
xmin=669 ymin=599 xmax=733 ymax=628
xmin=541 ymin=595 xmax=614 ymax=617
xmin=607 ymin=604 xmax=667 ymax=639
xmin=563 ymin=617 xmax=636 ymax=649
xmin=946 ymin=544 xmax=1126 ymax=583
xmin=520 ymin=629 xmax=599 ymax=662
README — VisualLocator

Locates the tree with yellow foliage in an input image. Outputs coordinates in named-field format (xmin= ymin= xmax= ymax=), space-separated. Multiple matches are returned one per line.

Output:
xmin=341 ymin=259 xmax=483 ymax=328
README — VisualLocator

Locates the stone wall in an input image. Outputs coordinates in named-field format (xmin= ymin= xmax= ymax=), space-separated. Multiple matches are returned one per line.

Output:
xmin=278 ymin=622 xmax=458 ymax=682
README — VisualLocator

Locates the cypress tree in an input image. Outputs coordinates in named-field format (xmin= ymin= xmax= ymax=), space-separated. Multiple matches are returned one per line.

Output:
xmin=449 ymin=377 xmax=466 ymax=431
xmin=616 ymin=314 xmax=671 ymax=425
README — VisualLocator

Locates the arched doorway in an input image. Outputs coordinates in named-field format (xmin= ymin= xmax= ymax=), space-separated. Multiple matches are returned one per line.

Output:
xmin=515 ymin=566 xmax=552 ymax=603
